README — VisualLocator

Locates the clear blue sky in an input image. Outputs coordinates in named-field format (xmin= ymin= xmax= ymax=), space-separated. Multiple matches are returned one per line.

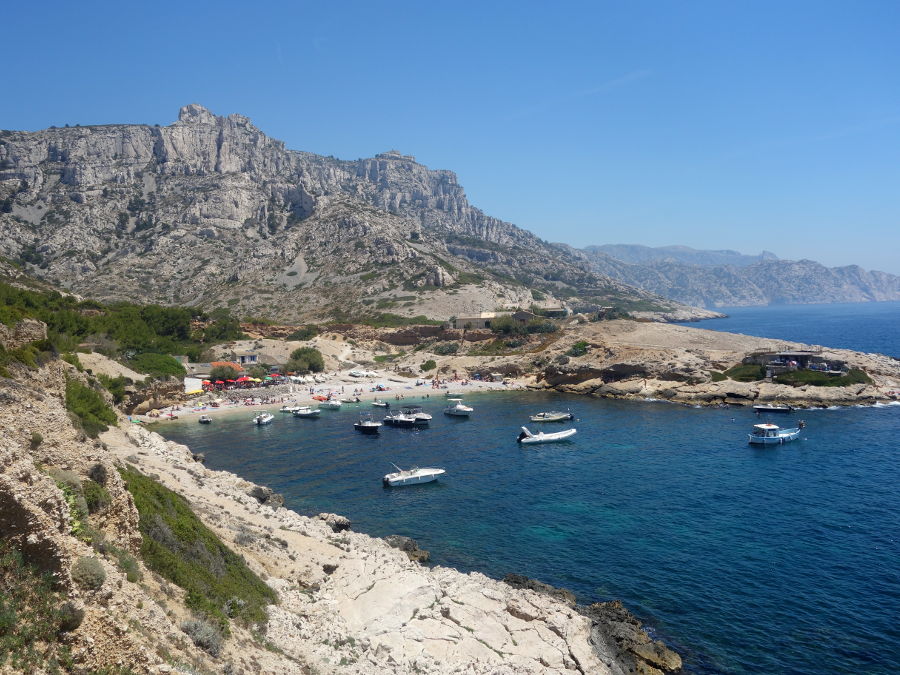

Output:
xmin=5 ymin=1 xmax=900 ymax=273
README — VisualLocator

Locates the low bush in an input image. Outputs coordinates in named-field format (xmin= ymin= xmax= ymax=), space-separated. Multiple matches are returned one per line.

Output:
xmin=65 ymin=378 xmax=117 ymax=437
xmin=286 ymin=325 xmax=318 ymax=341
xmin=29 ymin=431 xmax=42 ymax=451
xmin=0 ymin=540 xmax=76 ymax=670
xmin=129 ymin=352 xmax=186 ymax=378
xmin=420 ymin=359 xmax=437 ymax=372
xmin=71 ymin=556 xmax=106 ymax=590
xmin=433 ymin=342 xmax=459 ymax=355
xmin=119 ymin=466 xmax=277 ymax=631
xmin=181 ymin=618 xmax=224 ymax=657
xmin=97 ymin=374 xmax=129 ymax=405
xmin=82 ymin=479 xmax=111 ymax=514
xmin=723 ymin=364 xmax=766 ymax=382
xmin=286 ymin=346 xmax=325 ymax=374
xmin=566 ymin=341 xmax=589 ymax=357
xmin=775 ymin=368 xmax=872 ymax=388
xmin=709 ymin=371 xmax=727 ymax=382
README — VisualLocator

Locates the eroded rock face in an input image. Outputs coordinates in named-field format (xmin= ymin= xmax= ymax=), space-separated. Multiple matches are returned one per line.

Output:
xmin=0 ymin=105 xmax=708 ymax=322
xmin=0 ymin=318 xmax=48 ymax=350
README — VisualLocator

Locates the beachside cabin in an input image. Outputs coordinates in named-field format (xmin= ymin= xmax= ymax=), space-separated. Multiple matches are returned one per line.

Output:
xmin=232 ymin=351 xmax=259 ymax=366
xmin=453 ymin=312 xmax=498 ymax=330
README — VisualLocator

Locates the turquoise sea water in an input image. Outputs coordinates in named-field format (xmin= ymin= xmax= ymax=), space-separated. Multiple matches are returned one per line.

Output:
xmin=158 ymin=303 xmax=900 ymax=674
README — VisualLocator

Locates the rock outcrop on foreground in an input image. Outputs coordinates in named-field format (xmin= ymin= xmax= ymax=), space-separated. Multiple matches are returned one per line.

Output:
xmin=0 ymin=348 xmax=681 ymax=673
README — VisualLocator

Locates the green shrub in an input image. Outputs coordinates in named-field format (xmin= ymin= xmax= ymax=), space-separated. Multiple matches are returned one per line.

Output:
xmin=61 ymin=352 xmax=83 ymax=371
xmin=286 ymin=325 xmax=318 ymax=341
xmin=82 ymin=479 xmax=111 ymax=514
xmin=709 ymin=371 xmax=727 ymax=382
xmin=129 ymin=353 xmax=185 ymax=378
xmin=97 ymin=374 xmax=128 ymax=405
xmin=0 ymin=540 xmax=76 ymax=670
xmin=209 ymin=364 xmax=240 ymax=382
xmin=525 ymin=319 xmax=558 ymax=334
xmin=181 ymin=619 xmax=224 ymax=656
xmin=775 ymin=368 xmax=872 ymax=388
xmin=723 ymin=364 xmax=766 ymax=382
xmin=119 ymin=466 xmax=276 ymax=631
xmin=286 ymin=347 xmax=324 ymax=374
xmin=71 ymin=556 xmax=106 ymax=590
xmin=433 ymin=342 xmax=459 ymax=355
xmin=112 ymin=549 xmax=141 ymax=583
xmin=566 ymin=341 xmax=589 ymax=357
xmin=490 ymin=316 xmax=525 ymax=336
xmin=420 ymin=360 xmax=437 ymax=372
xmin=88 ymin=463 xmax=109 ymax=486
xmin=65 ymin=378 xmax=117 ymax=437
xmin=29 ymin=431 xmax=42 ymax=451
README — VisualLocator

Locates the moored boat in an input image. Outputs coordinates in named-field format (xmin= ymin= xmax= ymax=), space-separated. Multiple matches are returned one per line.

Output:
xmin=382 ymin=464 xmax=446 ymax=487
xmin=198 ymin=415 xmax=212 ymax=424
xmin=372 ymin=398 xmax=389 ymax=408
xmin=383 ymin=410 xmax=416 ymax=428
xmin=748 ymin=422 xmax=805 ymax=445
xmin=280 ymin=405 xmax=301 ymax=413
xmin=753 ymin=404 xmax=795 ymax=413
xmin=401 ymin=405 xmax=432 ymax=425
xmin=444 ymin=398 xmax=473 ymax=417
xmin=517 ymin=426 xmax=577 ymax=444
xmin=354 ymin=413 xmax=382 ymax=434
xmin=319 ymin=399 xmax=342 ymax=410
xmin=292 ymin=406 xmax=321 ymax=418
xmin=253 ymin=412 xmax=274 ymax=425
xmin=529 ymin=410 xmax=574 ymax=423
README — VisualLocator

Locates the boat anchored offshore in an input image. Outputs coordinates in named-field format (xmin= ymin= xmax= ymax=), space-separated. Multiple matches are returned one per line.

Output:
xmin=753 ymin=404 xmax=795 ymax=414
xmin=529 ymin=410 xmax=574 ymax=423
xmin=280 ymin=405 xmax=301 ymax=413
xmin=319 ymin=399 xmax=342 ymax=410
xmin=253 ymin=412 xmax=274 ymax=425
xmin=748 ymin=421 xmax=805 ymax=445
xmin=383 ymin=410 xmax=417 ymax=428
xmin=402 ymin=405 xmax=432 ymax=425
xmin=292 ymin=406 xmax=321 ymax=418
xmin=383 ymin=464 xmax=446 ymax=487
xmin=198 ymin=415 xmax=212 ymax=424
xmin=354 ymin=413 xmax=382 ymax=434
xmin=517 ymin=426 xmax=577 ymax=444
xmin=444 ymin=398 xmax=473 ymax=417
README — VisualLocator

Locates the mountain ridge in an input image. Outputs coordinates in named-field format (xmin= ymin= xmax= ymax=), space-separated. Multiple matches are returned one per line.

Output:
xmin=0 ymin=104 xmax=717 ymax=322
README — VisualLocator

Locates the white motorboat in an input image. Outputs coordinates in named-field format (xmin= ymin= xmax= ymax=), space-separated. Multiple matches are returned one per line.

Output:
xmin=354 ymin=413 xmax=382 ymax=434
xmin=340 ymin=396 xmax=361 ymax=404
xmin=529 ymin=410 xmax=574 ymax=423
xmin=383 ymin=464 xmax=446 ymax=487
xmin=292 ymin=406 xmax=321 ymax=418
xmin=280 ymin=405 xmax=301 ymax=413
xmin=253 ymin=412 xmax=274 ymax=425
xmin=383 ymin=410 xmax=416 ymax=428
xmin=517 ymin=426 xmax=577 ymax=444
xmin=444 ymin=398 xmax=473 ymax=417
xmin=402 ymin=405 xmax=432 ymax=425
xmin=198 ymin=415 xmax=212 ymax=424
xmin=319 ymin=400 xmax=342 ymax=410
xmin=748 ymin=422 xmax=804 ymax=445
xmin=372 ymin=398 xmax=389 ymax=408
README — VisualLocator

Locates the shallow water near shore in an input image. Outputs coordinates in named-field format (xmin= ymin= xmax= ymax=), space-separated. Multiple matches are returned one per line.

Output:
xmin=158 ymin=391 xmax=900 ymax=674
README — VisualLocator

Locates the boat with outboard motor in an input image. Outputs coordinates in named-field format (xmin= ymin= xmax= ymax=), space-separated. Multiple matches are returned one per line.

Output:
xmin=253 ymin=412 xmax=274 ymax=425
xmin=753 ymin=404 xmax=795 ymax=414
xmin=319 ymin=399 xmax=342 ymax=410
xmin=382 ymin=463 xmax=446 ymax=487
xmin=198 ymin=415 xmax=212 ymax=424
xmin=748 ymin=421 xmax=805 ymax=445
xmin=517 ymin=426 xmax=577 ymax=444
xmin=354 ymin=413 xmax=382 ymax=434
xmin=383 ymin=410 xmax=417 ymax=428
xmin=401 ymin=405 xmax=432 ymax=425
xmin=292 ymin=406 xmax=321 ymax=418
xmin=444 ymin=398 xmax=473 ymax=417
xmin=280 ymin=405 xmax=301 ymax=413
xmin=529 ymin=410 xmax=574 ymax=423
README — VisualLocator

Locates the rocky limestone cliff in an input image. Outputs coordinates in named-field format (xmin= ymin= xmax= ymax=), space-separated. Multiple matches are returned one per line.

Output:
xmin=0 ymin=105 xmax=713 ymax=322
xmin=578 ymin=246 xmax=900 ymax=308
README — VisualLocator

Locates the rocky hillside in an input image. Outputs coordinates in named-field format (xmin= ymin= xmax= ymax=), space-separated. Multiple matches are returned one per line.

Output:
xmin=577 ymin=246 xmax=900 ymax=308
xmin=0 ymin=105 xmax=713 ymax=323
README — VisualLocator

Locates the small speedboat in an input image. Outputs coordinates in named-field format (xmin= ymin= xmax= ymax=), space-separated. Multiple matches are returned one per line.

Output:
xmin=753 ymin=404 xmax=795 ymax=414
xmin=280 ymin=405 xmax=301 ymax=413
xmin=354 ymin=413 xmax=382 ymax=434
xmin=383 ymin=464 xmax=446 ymax=487
xmin=383 ymin=410 xmax=416 ymax=428
xmin=341 ymin=396 xmax=361 ymax=404
xmin=748 ymin=422 xmax=805 ymax=445
xmin=198 ymin=415 xmax=212 ymax=424
xmin=253 ymin=412 xmax=274 ymax=425
xmin=402 ymin=405 xmax=432 ymax=425
xmin=372 ymin=399 xmax=389 ymax=408
xmin=444 ymin=398 xmax=473 ymax=417
xmin=529 ymin=410 xmax=574 ymax=423
xmin=319 ymin=400 xmax=342 ymax=410
xmin=292 ymin=406 xmax=321 ymax=418
xmin=517 ymin=426 xmax=577 ymax=444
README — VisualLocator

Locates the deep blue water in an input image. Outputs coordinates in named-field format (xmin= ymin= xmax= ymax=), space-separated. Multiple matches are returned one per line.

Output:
xmin=158 ymin=303 xmax=900 ymax=674
xmin=679 ymin=301 xmax=900 ymax=357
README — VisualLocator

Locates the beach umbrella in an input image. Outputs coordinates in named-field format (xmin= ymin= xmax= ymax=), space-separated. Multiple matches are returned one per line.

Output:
xmin=215 ymin=380 xmax=225 ymax=384
xmin=236 ymin=376 xmax=251 ymax=382
xmin=226 ymin=379 xmax=235 ymax=383
xmin=202 ymin=380 xmax=211 ymax=384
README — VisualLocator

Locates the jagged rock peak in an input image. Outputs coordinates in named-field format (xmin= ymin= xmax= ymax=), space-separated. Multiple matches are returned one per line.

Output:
xmin=177 ymin=103 xmax=217 ymax=125
xmin=376 ymin=150 xmax=416 ymax=162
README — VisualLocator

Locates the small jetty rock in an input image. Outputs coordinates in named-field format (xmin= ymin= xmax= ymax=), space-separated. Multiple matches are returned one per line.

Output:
xmin=502 ymin=573 xmax=577 ymax=606
xmin=316 ymin=512 xmax=351 ymax=532
xmin=383 ymin=534 xmax=430 ymax=563
xmin=247 ymin=485 xmax=284 ymax=508
xmin=582 ymin=600 xmax=683 ymax=674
